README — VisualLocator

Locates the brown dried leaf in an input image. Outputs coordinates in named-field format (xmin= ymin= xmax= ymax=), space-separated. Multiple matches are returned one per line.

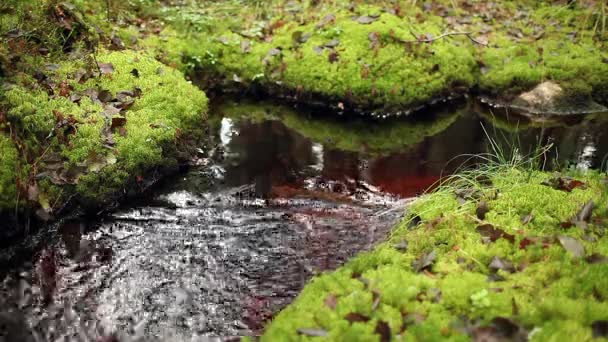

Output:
xmin=476 ymin=224 xmax=515 ymax=243
xmin=98 ymin=63 xmax=114 ymax=74
xmin=558 ymin=235 xmax=584 ymax=258
xmin=324 ymin=294 xmax=337 ymax=309
xmin=345 ymin=312 xmax=370 ymax=323
xmin=412 ymin=250 xmax=436 ymax=273
xmin=375 ymin=321 xmax=391 ymax=342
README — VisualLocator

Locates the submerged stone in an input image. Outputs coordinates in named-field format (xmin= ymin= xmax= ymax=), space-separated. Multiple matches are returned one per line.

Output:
xmin=509 ymin=81 xmax=607 ymax=116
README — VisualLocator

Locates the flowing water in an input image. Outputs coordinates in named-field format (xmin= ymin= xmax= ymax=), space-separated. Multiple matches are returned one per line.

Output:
xmin=0 ymin=100 xmax=607 ymax=341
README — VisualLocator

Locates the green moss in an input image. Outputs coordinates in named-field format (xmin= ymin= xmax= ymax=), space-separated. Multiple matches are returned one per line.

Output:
xmin=0 ymin=134 xmax=20 ymax=211
xmin=2 ymin=50 xmax=208 ymax=208
xmin=144 ymin=1 xmax=608 ymax=112
xmin=262 ymin=168 xmax=608 ymax=340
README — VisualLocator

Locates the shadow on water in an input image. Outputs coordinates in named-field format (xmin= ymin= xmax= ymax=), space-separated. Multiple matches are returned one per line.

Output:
xmin=1 ymin=99 xmax=607 ymax=340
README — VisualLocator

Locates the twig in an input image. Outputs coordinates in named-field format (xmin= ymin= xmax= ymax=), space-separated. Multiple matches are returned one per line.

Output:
xmin=401 ymin=31 xmax=488 ymax=46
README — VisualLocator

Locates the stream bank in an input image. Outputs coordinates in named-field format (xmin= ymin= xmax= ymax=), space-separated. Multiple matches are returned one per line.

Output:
xmin=0 ymin=100 xmax=607 ymax=340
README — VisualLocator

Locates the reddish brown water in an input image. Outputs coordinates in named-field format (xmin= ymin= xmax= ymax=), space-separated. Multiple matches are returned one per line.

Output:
xmin=0 ymin=100 xmax=607 ymax=340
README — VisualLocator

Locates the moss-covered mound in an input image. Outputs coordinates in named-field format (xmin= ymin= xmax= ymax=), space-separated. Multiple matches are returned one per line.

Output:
xmin=214 ymin=100 xmax=462 ymax=154
xmin=0 ymin=50 xmax=208 ymax=215
xmin=137 ymin=0 xmax=608 ymax=116
xmin=263 ymin=169 xmax=608 ymax=340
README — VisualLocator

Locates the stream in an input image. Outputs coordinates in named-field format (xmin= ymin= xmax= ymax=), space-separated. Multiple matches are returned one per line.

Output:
xmin=0 ymin=99 xmax=607 ymax=341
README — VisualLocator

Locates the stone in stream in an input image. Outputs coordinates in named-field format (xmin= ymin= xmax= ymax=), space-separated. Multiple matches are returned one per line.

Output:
xmin=509 ymin=81 xmax=607 ymax=116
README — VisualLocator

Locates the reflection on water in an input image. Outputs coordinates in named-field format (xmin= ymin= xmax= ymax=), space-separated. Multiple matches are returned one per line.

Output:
xmin=0 ymin=99 xmax=607 ymax=340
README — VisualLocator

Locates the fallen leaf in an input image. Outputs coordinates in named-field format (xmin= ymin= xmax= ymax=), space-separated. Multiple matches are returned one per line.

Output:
xmin=27 ymin=184 xmax=40 ymax=202
xmin=110 ymin=34 xmax=125 ymax=51
xmin=412 ymin=250 xmax=436 ymax=273
xmin=476 ymin=224 xmax=515 ymax=243
xmin=488 ymin=256 xmax=515 ymax=273
xmin=297 ymin=328 xmax=328 ymax=337
xmin=375 ymin=321 xmax=391 ymax=342
xmin=98 ymin=90 xmax=113 ymax=103
xmin=476 ymin=201 xmax=489 ymax=220
xmin=111 ymin=117 xmax=127 ymax=129
xmin=394 ymin=240 xmax=408 ymax=252
xmin=316 ymin=14 xmax=336 ymax=29
xmin=519 ymin=237 xmax=534 ymax=250
xmin=521 ymin=213 xmax=534 ymax=225
xmin=473 ymin=317 xmax=527 ymax=342
xmin=324 ymin=294 xmax=337 ymax=309
xmin=268 ymin=48 xmax=282 ymax=57
xmin=575 ymin=200 xmax=594 ymax=223
xmin=558 ymin=235 xmax=584 ymax=258
xmin=328 ymin=51 xmax=339 ymax=63
xmin=324 ymin=39 xmax=340 ymax=48
xmin=356 ymin=15 xmax=380 ymax=24
xmin=98 ymin=63 xmax=114 ymax=74
xmin=542 ymin=176 xmax=586 ymax=192
xmin=345 ymin=312 xmax=370 ymax=323
xmin=102 ymin=105 xmax=121 ymax=117
xmin=241 ymin=39 xmax=251 ymax=53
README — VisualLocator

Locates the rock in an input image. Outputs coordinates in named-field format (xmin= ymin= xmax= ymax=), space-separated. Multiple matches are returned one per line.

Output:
xmin=510 ymin=81 xmax=607 ymax=116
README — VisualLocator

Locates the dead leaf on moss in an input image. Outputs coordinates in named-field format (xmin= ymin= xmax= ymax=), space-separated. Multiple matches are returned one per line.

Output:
xmin=324 ymin=294 xmax=337 ymax=309
xmin=521 ymin=213 xmax=534 ymax=225
xmin=574 ymin=200 xmax=594 ymax=223
xmin=488 ymin=256 xmax=515 ymax=273
xmin=98 ymin=63 xmax=114 ymax=74
xmin=328 ymin=51 xmax=339 ymax=63
xmin=476 ymin=224 xmax=515 ymax=243
xmin=476 ymin=201 xmax=489 ymax=220
xmin=98 ymin=89 xmax=113 ymax=103
xmin=375 ymin=321 xmax=391 ymax=342
xmin=345 ymin=312 xmax=370 ymax=323
xmin=541 ymin=176 xmax=586 ymax=192
xmin=324 ymin=39 xmax=340 ymax=48
xmin=111 ymin=117 xmax=127 ymax=129
xmin=558 ymin=235 xmax=584 ymax=258
xmin=412 ymin=250 xmax=436 ymax=272
xmin=297 ymin=328 xmax=328 ymax=337
xmin=316 ymin=14 xmax=336 ymax=29
xmin=356 ymin=15 xmax=380 ymax=24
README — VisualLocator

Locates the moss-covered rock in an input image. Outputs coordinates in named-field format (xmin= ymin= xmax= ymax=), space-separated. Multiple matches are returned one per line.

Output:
xmin=262 ymin=169 xmax=608 ymax=340
xmin=1 ymin=50 xmax=208 ymax=214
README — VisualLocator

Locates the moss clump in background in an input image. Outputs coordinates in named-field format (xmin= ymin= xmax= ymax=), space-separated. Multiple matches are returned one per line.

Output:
xmin=135 ymin=0 xmax=608 ymax=113
xmin=262 ymin=168 xmax=608 ymax=341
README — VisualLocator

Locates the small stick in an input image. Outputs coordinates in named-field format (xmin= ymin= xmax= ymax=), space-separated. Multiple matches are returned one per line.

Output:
xmin=402 ymin=31 xmax=488 ymax=46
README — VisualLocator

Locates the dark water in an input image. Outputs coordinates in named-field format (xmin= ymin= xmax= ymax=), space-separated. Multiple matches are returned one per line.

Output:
xmin=0 ymin=100 xmax=607 ymax=341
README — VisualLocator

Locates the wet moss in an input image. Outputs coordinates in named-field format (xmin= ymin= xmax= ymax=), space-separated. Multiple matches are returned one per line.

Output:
xmin=2 ymin=50 xmax=208 ymax=210
xmin=262 ymin=169 xmax=608 ymax=340
xmin=144 ymin=1 xmax=608 ymax=113
xmin=0 ymin=134 xmax=21 ymax=211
